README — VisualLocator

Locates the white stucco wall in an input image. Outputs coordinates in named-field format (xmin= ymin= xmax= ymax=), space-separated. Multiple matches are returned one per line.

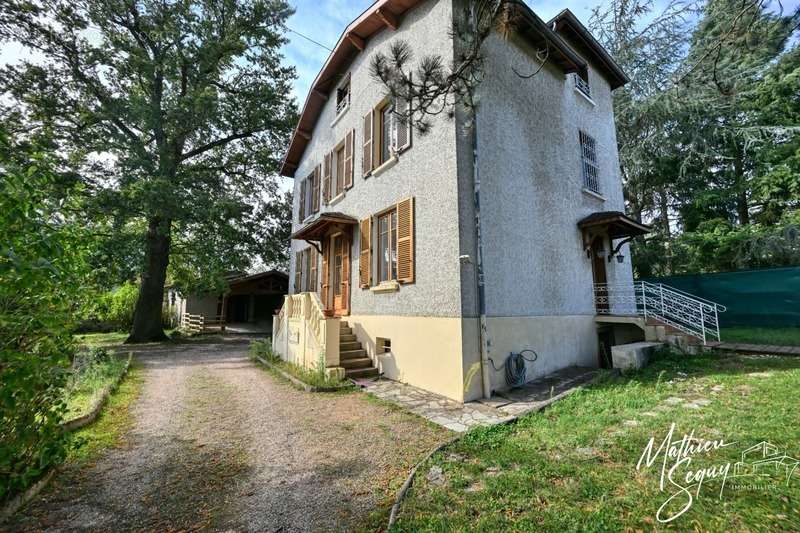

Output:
xmin=289 ymin=0 xmax=463 ymax=319
xmin=456 ymin=28 xmax=635 ymax=399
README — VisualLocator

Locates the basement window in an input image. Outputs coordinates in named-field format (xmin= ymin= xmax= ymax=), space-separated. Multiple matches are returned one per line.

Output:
xmin=377 ymin=337 xmax=392 ymax=354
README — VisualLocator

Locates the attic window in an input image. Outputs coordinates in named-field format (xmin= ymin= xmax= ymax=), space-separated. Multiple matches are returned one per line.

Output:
xmin=336 ymin=77 xmax=351 ymax=116
xmin=574 ymin=72 xmax=591 ymax=99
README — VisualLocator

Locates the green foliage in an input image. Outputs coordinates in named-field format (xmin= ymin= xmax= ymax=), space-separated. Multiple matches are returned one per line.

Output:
xmin=0 ymin=129 xmax=87 ymax=501
xmin=0 ymin=0 xmax=298 ymax=341
xmin=80 ymin=282 xmax=140 ymax=332
xmin=591 ymin=0 xmax=800 ymax=277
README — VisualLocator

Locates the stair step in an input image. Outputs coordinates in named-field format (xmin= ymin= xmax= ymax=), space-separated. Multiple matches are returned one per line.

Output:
xmin=340 ymin=326 xmax=352 ymax=335
xmin=340 ymin=334 xmax=357 ymax=343
xmin=345 ymin=366 xmax=379 ymax=379
xmin=339 ymin=341 xmax=362 ymax=351
xmin=340 ymin=357 xmax=373 ymax=369
xmin=340 ymin=349 xmax=366 ymax=360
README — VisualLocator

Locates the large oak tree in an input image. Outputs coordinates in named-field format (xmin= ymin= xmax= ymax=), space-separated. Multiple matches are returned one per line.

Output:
xmin=0 ymin=0 xmax=297 ymax=341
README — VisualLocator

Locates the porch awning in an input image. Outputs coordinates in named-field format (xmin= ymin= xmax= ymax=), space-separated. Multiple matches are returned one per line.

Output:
xmin=290 ymin=212 xmax=358 ymax=241
xmin=578 ymin=211 xmax=651 ymax=240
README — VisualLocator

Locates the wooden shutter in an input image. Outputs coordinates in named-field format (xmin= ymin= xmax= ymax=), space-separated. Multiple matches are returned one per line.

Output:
xmin=359 ymin=217 xmax=371 ymax=288
xmin=344 ymin=129 xmax=354 ymax=188
xmin=294 ymin=252 xmax=302 ymax=293
xmin=299 ymin=179 xmax=307 ymax=221
xmin=323 ymin=152 xmax=332 ymax=204
xmin=321 ymin=239 xmax=330 ymax=309
xmin=310 ymin=247 xmax=318 ymax=292
xmin=362 ymin=110 xmax=373 ymax=177
xmin=311 ymin=165 xmax=321 ymax=213
xmin=396 ymin=197 xmax=414 ymax=284
xmin=342 ymin=234 xmax=350 ymax=313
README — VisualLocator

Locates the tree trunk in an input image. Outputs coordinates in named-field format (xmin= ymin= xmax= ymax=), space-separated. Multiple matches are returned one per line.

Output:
xmin=733 ymin=148 xmax=749 ymax=225
xmin=127 ymin=217 xmax=171 ymax=343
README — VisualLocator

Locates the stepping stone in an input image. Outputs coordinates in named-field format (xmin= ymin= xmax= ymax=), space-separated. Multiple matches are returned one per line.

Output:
xmin=576 ymin=447 xmax=599 ymax=457
xmin=747 ymin=372 xmax=773 ymax=378
xmin=711 ymin=385 xmax=724 ymax=393
xmin=426 ymin=466 xmax=445 ymax=485
xmin=623 ymin=420 xmax=640 ymax=427
xmin=664 ymin=397 xmax=684 ymax=405
xmin=641 ymin=411 xmax=658 ymax=417
xmin=683 ymin=402 xmax=701 ymax=409
xmin=694 ymin=398 xmax=711 ymax=406
xmin=485 ymin=466 xmax=501 ymax=477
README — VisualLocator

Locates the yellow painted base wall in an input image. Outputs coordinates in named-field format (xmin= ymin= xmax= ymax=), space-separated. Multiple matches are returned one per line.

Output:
xmin=346 ymin=315 xmax=468 ymax=402
xmin=346 ymin=314 xmax=600 ymax=404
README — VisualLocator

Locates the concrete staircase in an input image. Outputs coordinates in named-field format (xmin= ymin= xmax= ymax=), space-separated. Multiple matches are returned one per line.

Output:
xmin=339 ymin=321 xmax=379 ymax=379
xmin=644 ymin=318 xmax=704 ymax=354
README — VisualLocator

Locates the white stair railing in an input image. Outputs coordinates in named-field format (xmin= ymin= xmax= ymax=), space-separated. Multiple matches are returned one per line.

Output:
xmin=593 ymin=282 xmax=726 ymax=344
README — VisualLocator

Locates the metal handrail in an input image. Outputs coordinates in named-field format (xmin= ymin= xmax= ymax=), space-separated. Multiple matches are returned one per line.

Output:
xmin=593 ymin=282 xmax=725 ymax=344
xmin=639 ymin=281 xmax=727 ymax=312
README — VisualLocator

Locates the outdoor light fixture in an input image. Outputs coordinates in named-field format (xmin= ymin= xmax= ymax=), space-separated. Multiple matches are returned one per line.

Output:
xmin=616 ymin=254 xmax=625 ymax=264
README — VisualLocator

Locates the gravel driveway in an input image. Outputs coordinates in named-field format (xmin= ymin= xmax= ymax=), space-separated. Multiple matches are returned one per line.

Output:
xmin=11 ymin=337 xmax=450 ymax=532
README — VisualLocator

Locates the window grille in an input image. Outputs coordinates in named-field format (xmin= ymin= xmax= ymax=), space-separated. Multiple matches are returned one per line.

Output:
xmin=579 ymin=130 xmax=600 ymax=193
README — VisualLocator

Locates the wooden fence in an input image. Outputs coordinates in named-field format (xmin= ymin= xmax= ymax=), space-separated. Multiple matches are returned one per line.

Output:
xmin=180 ymin=313 xmax=226 ymax=333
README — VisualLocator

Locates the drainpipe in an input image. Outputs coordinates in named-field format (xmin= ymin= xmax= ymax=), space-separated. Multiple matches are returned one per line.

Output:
xmin=471 ymin=107 xmax=492 ymax=400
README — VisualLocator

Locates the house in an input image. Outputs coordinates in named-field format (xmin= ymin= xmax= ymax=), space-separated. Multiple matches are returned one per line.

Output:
xmin=272 ymin=0 xmax=651 ymax=403
xmin=172 ymin=270 xmax=288 ymax=333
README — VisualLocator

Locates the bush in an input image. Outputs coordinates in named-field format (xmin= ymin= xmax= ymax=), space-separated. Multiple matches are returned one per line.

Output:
xmin=1 ymin=135 xmax=84 ymax=501
xmin=79 ymin=281 xmax=139 ymax=332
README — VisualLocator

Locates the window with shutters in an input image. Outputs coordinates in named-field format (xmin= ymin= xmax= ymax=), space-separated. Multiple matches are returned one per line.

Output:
xmin=363 ymin=92 xmax=411 ymax=176
xmin=326 ymin=132 xmax=354 ymax=203
xmin=579 ymin=130 xmax=600 ymax=194
xmin=377 ymin=209 xmax=397 ymax=282
xmin=362 ymin=197 xmax=414 ymax=289
xmin=295 ymin=247 xmax=319 ymax=293
xmin=299 ymin=168 xmax=320 ymax=221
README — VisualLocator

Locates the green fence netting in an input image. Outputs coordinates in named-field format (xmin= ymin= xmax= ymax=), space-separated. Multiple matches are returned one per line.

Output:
xmin=639 ymin=266 xmax=800 ymax=327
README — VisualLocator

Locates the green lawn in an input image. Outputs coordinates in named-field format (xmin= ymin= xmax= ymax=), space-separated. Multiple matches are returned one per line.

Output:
xmin=393 ymin=350 xmax=800 ymax=531
xmin=75 ymin=329 xmax=177 ymax=348
xmin=721 ymin=326 xmax=800 ymax=346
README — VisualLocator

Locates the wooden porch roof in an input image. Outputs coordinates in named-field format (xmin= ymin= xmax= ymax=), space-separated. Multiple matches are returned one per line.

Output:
xmin=578 ymin=211 xmax=651 ymax=240
xmin=290 ymin=212 xmax=358 ymax=241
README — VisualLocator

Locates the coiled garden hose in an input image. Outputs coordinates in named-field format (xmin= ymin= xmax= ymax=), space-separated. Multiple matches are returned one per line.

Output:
xmin=488 ymin=349 xmax=539 ymax=388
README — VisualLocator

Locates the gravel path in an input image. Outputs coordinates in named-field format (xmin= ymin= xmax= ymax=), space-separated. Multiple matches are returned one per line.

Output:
xmin=11 ymin=337 xmax=451 ymax=532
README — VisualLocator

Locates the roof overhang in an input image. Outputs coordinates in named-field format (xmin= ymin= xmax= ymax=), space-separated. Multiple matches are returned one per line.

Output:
xmin=548 ymin=9 xmax=629 ymax=89
xmin=578 ymin=211 xmax=651 ymax=240
xmin=280 ymin=0 xmax=421 ymax=177
xmin=503 ymin=2 xmax=588 ymax=77
xmin=290 ymin=213 xmax=358 ymax=242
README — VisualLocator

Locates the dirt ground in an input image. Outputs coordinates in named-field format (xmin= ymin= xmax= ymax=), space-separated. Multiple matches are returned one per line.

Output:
xmin=9 ymin=337 xmax=451 ymax=532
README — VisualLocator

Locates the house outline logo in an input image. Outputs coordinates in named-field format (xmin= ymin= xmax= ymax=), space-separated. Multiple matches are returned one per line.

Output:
xmin=731 ymin=441 xmax=800 ymax=485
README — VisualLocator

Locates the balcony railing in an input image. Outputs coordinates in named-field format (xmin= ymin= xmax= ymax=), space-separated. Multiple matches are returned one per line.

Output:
xmin=593 ymin=282 xmax=726 ymax=344
xmin=574 ymin=73 xmax=591 ymax=99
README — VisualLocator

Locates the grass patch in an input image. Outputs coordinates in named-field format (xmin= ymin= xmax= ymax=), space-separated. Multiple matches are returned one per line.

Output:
xmin=75 ymin=329 xmax=176 ymax=348
xmin=721 ymin=326 xmax=800 ymax=346
xmin=64 ymin=348 xmax=129 ymax=419
xmin=67 ymin=363 xmax=144 ymax=464
xmin=75 ymin=331 xmax=129 ymax=348
xmin=393 ymin=350 xmax=800 ymax=531
xmin=249 ymin=339 xmax=352 ymax=390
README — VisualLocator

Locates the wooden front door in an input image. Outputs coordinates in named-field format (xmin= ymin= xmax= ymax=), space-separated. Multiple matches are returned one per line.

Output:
xmin=324 ymin=232 xmax=350 ymax=316
xmin=591 ymin=236 xmax=608 ymax=313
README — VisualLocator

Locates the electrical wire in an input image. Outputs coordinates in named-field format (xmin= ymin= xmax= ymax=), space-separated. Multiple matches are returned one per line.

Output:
xmin=286 ymin=26 xmax=333 ymax=52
